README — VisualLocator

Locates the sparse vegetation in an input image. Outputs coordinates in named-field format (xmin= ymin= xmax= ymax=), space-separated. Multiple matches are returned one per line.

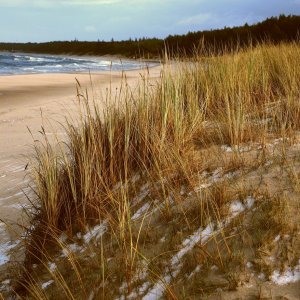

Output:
xmin=2 ymin=42 xmax=300 ymax=299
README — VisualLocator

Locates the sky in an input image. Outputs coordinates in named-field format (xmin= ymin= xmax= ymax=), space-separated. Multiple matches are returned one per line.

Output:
xmin=0 ymin=0 xmax=299 ymax=42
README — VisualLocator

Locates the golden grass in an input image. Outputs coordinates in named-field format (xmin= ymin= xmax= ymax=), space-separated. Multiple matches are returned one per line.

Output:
xmin=9 ymin=42 xmax=300 ymax=299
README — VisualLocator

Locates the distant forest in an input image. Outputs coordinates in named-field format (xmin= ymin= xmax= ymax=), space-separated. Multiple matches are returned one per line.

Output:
xmin=0 ymin=14 xmax=299 ymax=58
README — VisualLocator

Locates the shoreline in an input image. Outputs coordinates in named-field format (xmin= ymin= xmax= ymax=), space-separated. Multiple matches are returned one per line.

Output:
xmin=0 ymin=65 xmax=161 ymax=103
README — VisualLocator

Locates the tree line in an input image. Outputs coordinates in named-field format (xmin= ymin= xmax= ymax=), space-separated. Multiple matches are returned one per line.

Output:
xmin=0 ymin=14 xmax=299 ymax=58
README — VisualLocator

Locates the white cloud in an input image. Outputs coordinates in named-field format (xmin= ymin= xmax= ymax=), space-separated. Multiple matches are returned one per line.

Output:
xmin=84 ymin=25 xmax=96 ymax=32
xmin=0 ymin=0 xmax=161 ymax=7
xmin=0 ymin=0 xmax=177 ymax=9
xmin=0 ymin=0 xmax=120 ymax=7
xmin=178 ymin=13 xmax=214 ymax=26
xmin=62 ymin=0 xmax=120 ymax=5
xmin=0 ymin=0 xmax=24 ymax=6
xmin=109 ymin=16 xmax=131 ymax=22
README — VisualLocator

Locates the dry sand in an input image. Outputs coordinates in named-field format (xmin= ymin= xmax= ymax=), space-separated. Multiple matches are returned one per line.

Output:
xmin=0 ymin=67 xmax=162 ymax=265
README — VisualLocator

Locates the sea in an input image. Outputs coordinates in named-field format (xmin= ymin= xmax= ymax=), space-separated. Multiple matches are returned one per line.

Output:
xmin=0 ymin=52 xmax=153 ymax=75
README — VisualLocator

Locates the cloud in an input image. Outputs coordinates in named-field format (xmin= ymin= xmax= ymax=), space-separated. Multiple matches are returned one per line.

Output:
xmin=0 ymin=0 xmax=120 ymax=7
xmin=62 ymin=0 xmax=119 ymax=5
xmin=0 ymin=0 xmax=161 ymax=7
xmin=0 ymin=0 xmax=23 ymax=6
xmin=109 ymin=16 xmax=132 ymax=22
xmin=84 ymin=25 xmax=97 ymax=32
xmin=178 ymin=13 xmax=214 ymax=26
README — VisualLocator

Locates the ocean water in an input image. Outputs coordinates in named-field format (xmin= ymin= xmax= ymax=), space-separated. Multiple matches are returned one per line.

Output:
xmin=0 ymin=52 xmax=153 ymax=75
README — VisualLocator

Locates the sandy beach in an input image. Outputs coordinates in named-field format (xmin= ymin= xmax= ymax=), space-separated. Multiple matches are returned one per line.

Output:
xmin=0 ymin=66 xmax=161 ymax=269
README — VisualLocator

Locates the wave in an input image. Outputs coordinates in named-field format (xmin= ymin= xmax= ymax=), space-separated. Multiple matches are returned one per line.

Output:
xmin=0 ymin=52 xmax=155 ymax=75
xmin=29 ymin=57 xmax=48 ymax=62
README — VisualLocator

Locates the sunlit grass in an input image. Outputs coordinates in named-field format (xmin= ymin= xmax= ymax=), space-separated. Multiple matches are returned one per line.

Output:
xmin=10 ymin=42 xmax=300 ymax=299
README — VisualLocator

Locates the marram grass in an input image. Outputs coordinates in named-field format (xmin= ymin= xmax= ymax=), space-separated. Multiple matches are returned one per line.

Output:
xmin=11 ymin=42 xmax=300 ymax=299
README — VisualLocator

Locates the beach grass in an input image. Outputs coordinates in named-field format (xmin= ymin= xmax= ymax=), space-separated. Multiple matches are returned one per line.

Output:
xmin=8 ymin=42 xmax=300 ymax=299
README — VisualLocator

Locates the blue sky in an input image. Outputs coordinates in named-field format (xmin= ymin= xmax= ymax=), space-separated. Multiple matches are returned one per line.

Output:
xmin=0 ymin=0 xmax=299 ymax=42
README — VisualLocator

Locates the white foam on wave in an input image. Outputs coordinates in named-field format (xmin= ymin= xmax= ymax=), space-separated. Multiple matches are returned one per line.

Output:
xmin=0 ymin=53 xmax=156 ymax=75
xmin=29 ymin=56 xmax=45 ymax=62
